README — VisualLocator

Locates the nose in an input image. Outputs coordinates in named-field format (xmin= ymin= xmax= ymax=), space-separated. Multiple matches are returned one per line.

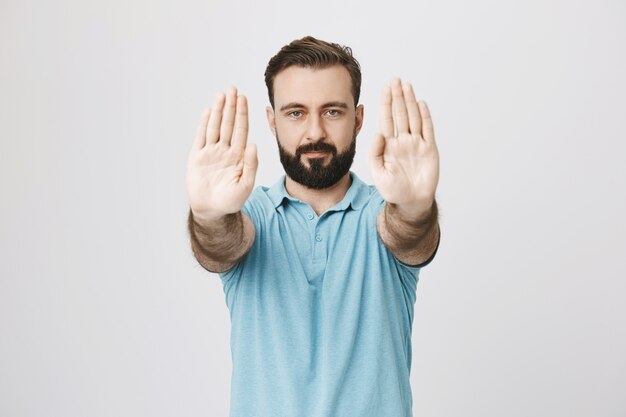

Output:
xmin=304 ymin=113 xmax=327 ymax=142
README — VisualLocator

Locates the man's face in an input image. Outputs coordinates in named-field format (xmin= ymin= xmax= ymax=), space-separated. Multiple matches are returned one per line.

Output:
xmin=266 ymin=65 xmax=364 ymax=189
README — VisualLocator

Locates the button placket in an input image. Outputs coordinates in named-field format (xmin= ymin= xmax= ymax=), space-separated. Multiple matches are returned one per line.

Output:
xmin=312 ymin=216 xmax=328 ymax=264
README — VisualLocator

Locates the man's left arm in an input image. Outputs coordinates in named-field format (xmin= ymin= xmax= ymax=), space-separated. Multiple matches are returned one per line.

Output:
xmin=370 ymin=78 xmax=441 ymax=266
xmin=377 ymin=199 xmax=440 ymax=266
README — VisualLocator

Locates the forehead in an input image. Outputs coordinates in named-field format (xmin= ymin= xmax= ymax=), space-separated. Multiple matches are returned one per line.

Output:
xmin=273 ymin=65 xmax=354 ymax=108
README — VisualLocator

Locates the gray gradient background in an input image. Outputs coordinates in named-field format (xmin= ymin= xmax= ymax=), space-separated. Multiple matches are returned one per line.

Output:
xmin=1 ymin=0 xmax=625 ymax=416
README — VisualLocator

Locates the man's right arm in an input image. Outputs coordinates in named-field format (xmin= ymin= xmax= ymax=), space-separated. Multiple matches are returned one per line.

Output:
xmin=187 ymin=210 xmax=255 ymax=273
xmin=186 ymin=86 xmax=258 ymax=274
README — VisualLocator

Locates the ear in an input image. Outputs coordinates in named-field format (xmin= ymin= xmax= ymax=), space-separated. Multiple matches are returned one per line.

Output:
xmin=266 ymin=105 xmax=276 ymax=137
xmin=355 ymin=104 xmax=364 ymax=135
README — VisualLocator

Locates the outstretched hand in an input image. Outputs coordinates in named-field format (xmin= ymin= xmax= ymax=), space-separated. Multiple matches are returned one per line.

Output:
xmin=369 ymin=78 xmax=440 ymax=218
xmin=186 ymin=87 xmax=258 ymax=223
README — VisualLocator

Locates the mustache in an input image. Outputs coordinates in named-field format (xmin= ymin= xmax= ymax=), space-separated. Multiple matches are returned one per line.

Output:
xmin=295 ymin=142 xmax=337 ymax=158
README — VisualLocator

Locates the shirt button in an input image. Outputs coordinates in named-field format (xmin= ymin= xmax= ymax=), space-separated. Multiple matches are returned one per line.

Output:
xmin=307 ymin=214 xmax=314 ymax=220
xmin=315 ymin=235 xmax=322 ymax=242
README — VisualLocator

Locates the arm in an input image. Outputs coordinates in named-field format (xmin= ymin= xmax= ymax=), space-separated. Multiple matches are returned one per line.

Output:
xmin=370 ymin=78 xmax=441 ymax=266
xmin=186 ymin=86 xmax=258 ymax=273
xmin=377 ymin=199 xmax=440 ymax=266
xmin=188 ymin=210 xmax=255 ymax=273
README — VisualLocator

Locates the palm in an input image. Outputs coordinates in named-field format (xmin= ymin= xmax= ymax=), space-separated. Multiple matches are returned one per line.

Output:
xmin=372 ymin=131 xmax=439 ymax=205
xmin=187 ymin=142 xmax=253 ymax=215
xmin=370 ymin=79 xmax=440 ymax=212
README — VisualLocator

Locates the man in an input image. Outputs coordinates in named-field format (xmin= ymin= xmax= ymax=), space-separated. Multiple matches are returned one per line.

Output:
xmin=186 ymin=36 xmax=440 ymax=417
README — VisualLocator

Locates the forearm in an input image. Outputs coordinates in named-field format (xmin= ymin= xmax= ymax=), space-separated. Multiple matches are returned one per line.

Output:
xmin=377 ymin=199 xmax=440 ymax=266
xmin=187 ymin=209 xmax=255 ymax=273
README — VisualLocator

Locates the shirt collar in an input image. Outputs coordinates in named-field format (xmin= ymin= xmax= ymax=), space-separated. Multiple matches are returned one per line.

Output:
xmin=267 ymin=172 xmax=370 ymax=212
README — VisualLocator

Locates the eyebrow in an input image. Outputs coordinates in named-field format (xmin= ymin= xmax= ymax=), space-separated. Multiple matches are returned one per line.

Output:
xmin=279 ymin=101 xmax=350 ymax=112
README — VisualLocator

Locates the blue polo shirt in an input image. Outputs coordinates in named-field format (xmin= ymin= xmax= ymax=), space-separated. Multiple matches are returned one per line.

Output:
xmin=219 ymin=172 xmax=438 ymax=417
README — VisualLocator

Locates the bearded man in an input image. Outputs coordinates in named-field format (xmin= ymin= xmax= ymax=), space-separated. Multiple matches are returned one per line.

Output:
xmin=186 ymin=36 xmax=441 ymax=417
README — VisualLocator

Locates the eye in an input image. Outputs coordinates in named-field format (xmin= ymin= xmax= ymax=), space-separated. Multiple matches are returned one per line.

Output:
xmin=288 ymin=110 xmax=303 ymax=118
xmin=325 ymin=109 xmax=342 ymax=117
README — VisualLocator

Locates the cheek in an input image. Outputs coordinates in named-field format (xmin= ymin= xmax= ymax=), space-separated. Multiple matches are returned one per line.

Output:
xmin=275 ymin=125 xmax=301 ymax=150
xmin=276 ymin=120 xmax=302 ymax=136
xmin=331 ymin=120 xmax=357 ymax=138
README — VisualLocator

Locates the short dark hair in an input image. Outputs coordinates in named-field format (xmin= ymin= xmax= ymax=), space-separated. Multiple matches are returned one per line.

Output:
xmin=264 ymin=36 xmax=362 ymax=109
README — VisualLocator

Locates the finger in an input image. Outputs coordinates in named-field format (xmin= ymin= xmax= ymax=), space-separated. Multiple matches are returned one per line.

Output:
xmin=241 ymin=143 xmax=258 ymax=188
xmin=231 ymin=95 xmax=249 ymax=150
xmin=193 ymin=108 xmax=211 ymax=150
xmin=391 ymin=78 xmax=409 ymax=134
xmin=418 ymin=100 xmax=436 ymax=143
xmin=206 ymin=92 xmax=226 ymax=144
xmin=219 ymin=86 xmax=238 ymax=146
xmin=380 ymin=85 xmax=394 ymax=138
xmin=369 ymin=132 xmax=386 ymax=171
xmin=402 ymin=83 xmax=422 ymax=138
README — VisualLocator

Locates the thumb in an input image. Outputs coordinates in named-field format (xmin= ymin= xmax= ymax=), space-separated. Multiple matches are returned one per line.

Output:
xmin=369 ymin=133 xmax=386 ymax=172
xmin=242 ymin=143 xmax=258 ymax=187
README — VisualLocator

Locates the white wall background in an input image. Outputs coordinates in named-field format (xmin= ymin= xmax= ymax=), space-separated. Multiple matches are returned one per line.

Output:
xmin=1 ymin=0 xmax=625 ymax=416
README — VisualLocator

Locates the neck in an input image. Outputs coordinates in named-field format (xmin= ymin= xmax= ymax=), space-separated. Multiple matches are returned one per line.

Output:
xmin=284 ymin=173 xmax=352 ymax=216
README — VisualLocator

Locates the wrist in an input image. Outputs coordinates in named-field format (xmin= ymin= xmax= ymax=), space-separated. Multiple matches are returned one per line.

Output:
xmin=390 ymin=199 xmax=436 ymax=223
xmin=190 ymin=208 xmax=233 ymax=230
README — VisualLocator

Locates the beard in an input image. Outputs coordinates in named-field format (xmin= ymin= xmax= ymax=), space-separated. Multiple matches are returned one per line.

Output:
xmin=277 ymin=132 xmax=357 ymax=190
